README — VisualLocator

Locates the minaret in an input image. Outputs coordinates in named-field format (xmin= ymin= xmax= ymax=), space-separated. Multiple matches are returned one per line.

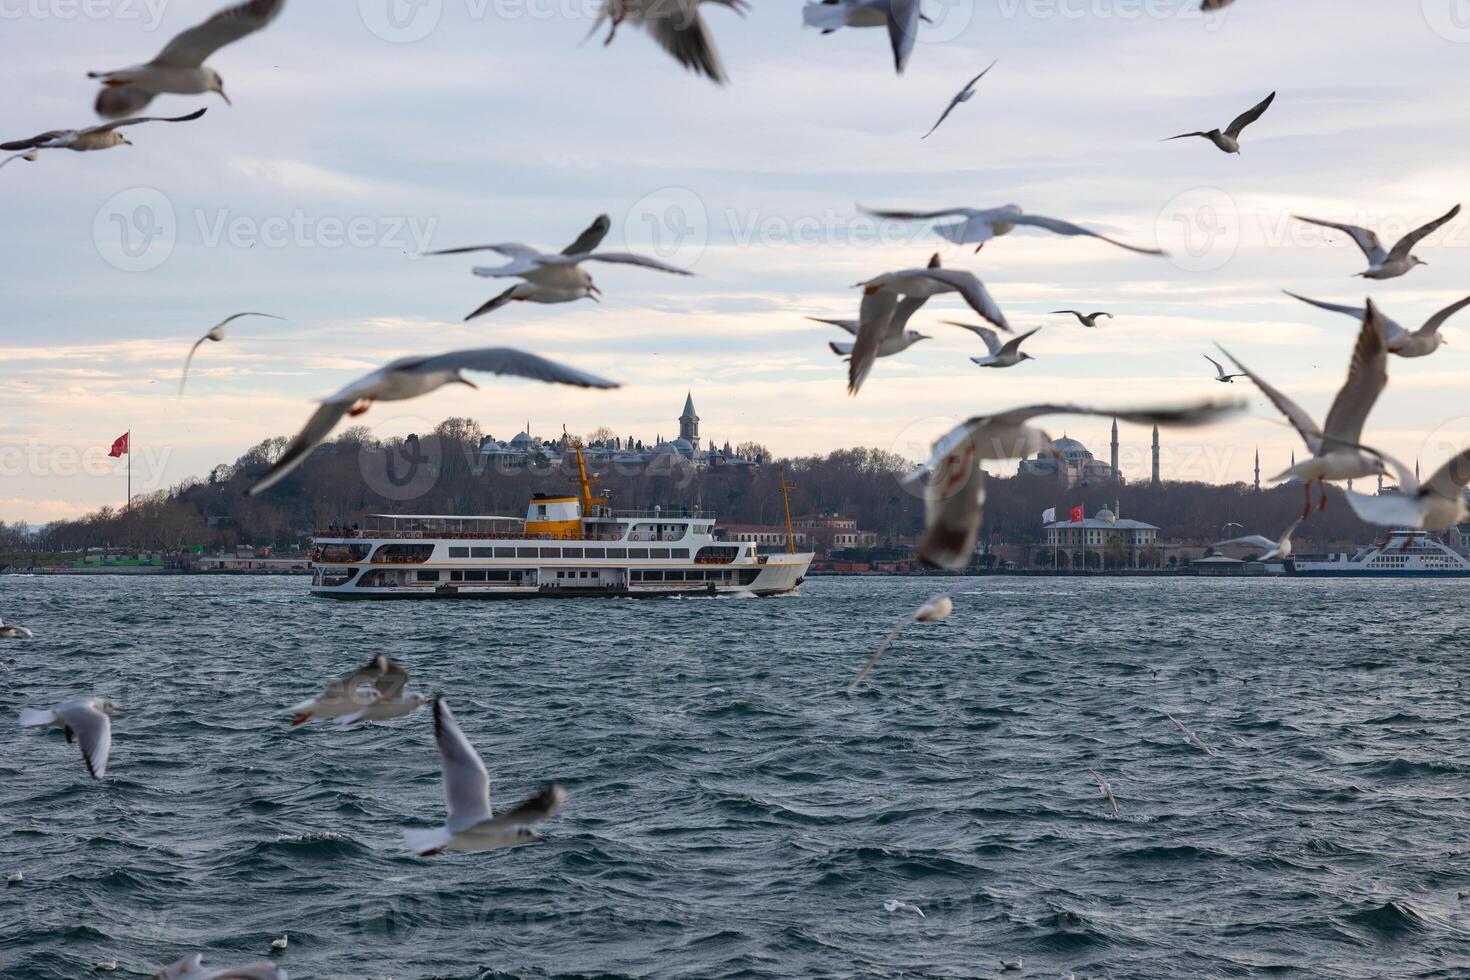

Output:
xmin=1150 ymin=425 xmax=1160 ymax=486
xmin=1378 ymin=472 xmax=1384 ymax=494
xmin=1253 ymin=447 xmax=1260 ymax=491
xmin=679 ymin=391 xmax=699 ymax=443
xmin=1110 ymin=418 xmax=1119 ymax=481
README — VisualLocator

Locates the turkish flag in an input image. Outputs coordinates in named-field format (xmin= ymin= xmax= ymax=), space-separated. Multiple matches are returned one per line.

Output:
xmin=108 ymin=432 xmax=129 ymax=458
xmin=1069 ymin=505 xmax=1084 ymax=523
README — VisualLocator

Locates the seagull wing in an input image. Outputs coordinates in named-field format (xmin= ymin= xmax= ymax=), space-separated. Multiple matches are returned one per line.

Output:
xmin=1223 ymin=90 xmax=1275 ymax=139
xmin=547 ymin=251 xmax=693 ymax=275
xmin=920 ymin=96 xmax=962 ymax=140
xmin=920 ymin=60 xmax=996 ymax=140
xmin=425 ymin=242 xmax=542 ymax=258
xmin=179 ymin=335 xmax=209 ymax=397
xmin=471 ymin=784 xmax=565 ymax=832
xmin=0 ymin=129 xmax=74 ymax=151
xmin=886 ymin=0 xmax=922 ymax=73
xmin=1423 ymin=448 xmax=1470 ymax=503
xmin=1343 ymin=487 xmax=1428 ymax=528
xmin=1277 ymin=517 xmax=1304 ymax=550
xmin=1202 ymin=353 xmax=1227 ymax=377
xmin=246 ymin=402 xmax=350 ymax=496
xmin=941 ymin=320 xmax=1001 ymax=355
xmin=1215 ymin=345 xmax=1322 ymax=451
xmin=1292 ymin=215 xmax=1387 ymax=265
xmin=983 ymin=400 xmax=1242 ymax=432
xmin=860 ymin=205 xmax=980 ymax=221
xmin=318 ymin=653 xmax=395 ymax=706
xmin=643 ymin=3 xmax=728 ymax=84
xmin=203 ymin=965 xmax=288 ymax=979
xmin=1319 ymin=301 xmax=1389 ymax=450
xmin=807 ymin=316 xmax=861 ymax=336
xmin=1212 ymin=534 xmax=1276 ymax=550
xmin=848 ymin=288 xmax=900 ymax=394
xmin=888 ymin=293 xmax=930 ymax=332
xmin=149 ymin=0 xmax=286 ymax=68
xmin=1419 ymin=294 xmax=1470 ymax=338
xmin=915 ymin=443 xmax=985 ymax=571
xmin=1008 ymin=213 xmax=1165 ymax=255
xmin=560 ymin=214 xmax=611 ymax=255
xmin=372 ymin=656 xmax=411 ymax=700
xmin=997 ymin=327 xmax=1041 ymax=357
xmin=910 ymin=269 xmax=1011 ymax=332
xmin=82 ymin=107 xmax=208 ymax=134
xmin=1387 ymin=204 xmax=1461 ymax=263
xmin=404 ymin=348 xmax=620 ymax=389
xmin=56 ymin=700 xmax=111 ymax=780
xmin=432 ymin=698 xmax=495 ymax=832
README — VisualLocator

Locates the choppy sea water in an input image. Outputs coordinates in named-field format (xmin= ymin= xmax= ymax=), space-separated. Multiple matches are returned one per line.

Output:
xmin=2 ymin=574 xmax=1470 ymax=979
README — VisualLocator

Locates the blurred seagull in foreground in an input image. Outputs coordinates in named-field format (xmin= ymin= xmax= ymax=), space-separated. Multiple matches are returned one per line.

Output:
xmin=0 ymin=109 xmax=206 ymax=170
xmin=0 ymin=618 xmax=34 ymax=639
xmin=883 ymin=898 xmax=925 ymax=917
xmin=1164 ymin=711 xmax=1217 ymax=756
xmin=1088 ymin=769 xmax=1119 ymax=819
xmin=1292 ymin=204 xmax=1460 ymax=280
xmin=862 ymin=204 xmax=1165 ymax=255
xmin=921 ymin=60 xmax=996 ymax=138
xmin=247 ymin=348 xmax=618 ymax=495
xmin=287 ymin=654 xmax=413 ymax=726
xmin=591 ymin=0 xmax=747 ymax=85
xmin=1051 ymin=309 xmax=1112 ymax=328
xmin=945 ymin=322 xmax=1040 ymax=368
xmin=20 ymin=698 xmax=122 ymax=779
xmin=88 ymin=0 xmax=286 ymax=117
xmin=1218 ymin=302 xmax=1390 ymax=518
xmin=1203 ymin=354 xmax=1246 ymax=383
xmin=848 ymin=586 xmax=963 ymax=693
xmin=1284 ymin=290 xmax=1470 ymax=359
xmin=803 ymin=0 xmax=925 ymax=74
xmin=404 ymin=697 xmax=565 ymax=856
xmin=179 ymin=312 xmax=283 ymax=397
xmin=152 ymin=953 xmax=286 ymax=979
xmin=1163 ymin=90 xmax=1274 ymax=154
xmin=908 ymin=400 xmax=1242 ymax=569
xmin=1213 ymin=518 xmax=1303 ymax=562
xmin=1342 ymin=449 xmax=1470 ymax=531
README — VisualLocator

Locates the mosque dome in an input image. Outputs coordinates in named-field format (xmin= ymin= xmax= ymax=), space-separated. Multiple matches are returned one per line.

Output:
xmin=1095 ymin=508 xmax=1117 ymax=523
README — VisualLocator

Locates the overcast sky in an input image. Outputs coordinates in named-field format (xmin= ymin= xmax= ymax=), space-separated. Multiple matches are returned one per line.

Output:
xmin=4 ymin=0 xmax=1470 ymax=520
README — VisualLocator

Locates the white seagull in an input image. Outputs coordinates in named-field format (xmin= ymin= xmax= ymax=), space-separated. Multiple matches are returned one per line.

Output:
xmin=813 ymin=316 xmax=930 ymax=359
xmin=6 ymin=872 xmax=21 ymax=885
xmin=591 ymin=0 xmax=747 ymax=85
xmin=909 ymin=400 xmax=1240 ymax=569
xmin=269 ymin=935 xmax=287 ymax=951
xmin=1203 ymin=354 xmax=1246 ymax=383
xmin=247 ymin=348 xmax=618 ymax=495
xmin=404 ymin=697 xmax=566 ymax=857
xmin=847 ymin=263 xmax=1010 ymax=393
xmin=0 ymin=618 xmax=34 ymax=639
xmin=1212 ymin=517 xmax=1303 ymax=561
xmin=1088 ymin=768 xmax=1119 ymax=819
xmin=152 ymin=953 xmax=286 ymax=979
xmin=338 ymin=691 xmax=430 ymax=727
xmin=89 ymin=0 xmax=287 ymax=117
xmin=883 ymin=898 xmax=925 ymax=917
xmin=20 ymin=698 xmax=123 ymax=779
xmin=1164 ymin=711 xmax=1217 ymax=757
xmin=945 ymin=322 xmax=1040 ymax=368
xmin=1342 ymin=449 xmax=1470 ymax=532
xmin=1218 ymin=301 xmax=1390 ymax=518
xmin=287 ymin=654 xmax=411 ymax=727
xmin=1050 ymin=310 xmax=1112 ymax=328
xmin=921 ymin=60 xmax=996 ymax=138
xmin=1292 ymin=205 xmax=1460 ymax=280
xmin=848 ymin=587 xmax=962 ymax=693
xmin=1001 ymin=958 xmax=1024 ymax=972
xmin=0 ymin=109 xmax=206 ymax=170
xmin=1283 ymin=290 xmax=1470 ymax=359
xmin=862 ymin=204 xmax=1165 ymax=255
xmin=803 ymin=0 xmax=924 ymax=74
xmin=179 ymin=312 xmax=283 ymax=397
xmin=1163 ymin=91 xmax=1275 ymax=154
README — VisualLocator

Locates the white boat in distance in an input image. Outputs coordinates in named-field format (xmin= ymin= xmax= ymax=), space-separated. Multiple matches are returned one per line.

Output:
xmin=1290 ymin=530 xmax=1470 ymax=577
xmin=309 ymin=446 xmax=813 ymax=599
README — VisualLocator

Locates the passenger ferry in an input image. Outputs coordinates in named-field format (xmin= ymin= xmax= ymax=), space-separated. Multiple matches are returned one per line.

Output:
xmin=308 ymin=447 xmax=813 ymax=599
xmin=1290 ymin=530 xmax=1470 ymax=577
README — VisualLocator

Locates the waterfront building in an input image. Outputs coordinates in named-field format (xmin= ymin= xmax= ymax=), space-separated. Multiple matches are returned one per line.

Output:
xmin=1043 ymin=506 xmax=1160 ymax=568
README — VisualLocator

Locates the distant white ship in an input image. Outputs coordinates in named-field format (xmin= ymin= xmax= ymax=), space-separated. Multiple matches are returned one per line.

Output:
xmin=1290 ymin=530 xmax=1470 ymax=577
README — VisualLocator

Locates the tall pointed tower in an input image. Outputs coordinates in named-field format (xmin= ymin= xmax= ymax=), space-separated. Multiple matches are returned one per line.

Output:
xmin=1110 ymin=419 xmax=1120 ymax=481
xmin=1151 ymin=425 xmax=1161 ymax=486
xmin=678 ymin=392 xmax=699 ymax=443
xmin=1253 ymin=447 xmax=1260 ymax=491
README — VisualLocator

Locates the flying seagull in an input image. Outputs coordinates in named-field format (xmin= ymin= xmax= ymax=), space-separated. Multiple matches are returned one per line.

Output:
xmin=803 ymin=0 xmax=925 ymax=74
xmin=1050 ymin=310 xmax=1112 ymax=328
xmin=1283 ymin=290 xmax=1470 ymax=359
xmin=908 ymin=400 xmax=1241 ymax=568
xmin=944 ymin=322 xmax=1040 ymax=368
xmin=590 ymin=0 xmax=747 ymax=85
xmin=247 ymin=348 xmax=618 ymax=495
xmin=1164 ymin=711 xmax=1217 ymax=756
xmin=813 ymin=316 xmax=930 ymax=359
xmin=1087 ymin=768 xmax=1119 ymax=818
xmin=848 ymin=587 xmax=961 ymax=693
xmin=1163 ymin=91 xmax=1275 ymax=154
xmin=1218 ymin=301 xmax=1390 ymax=518
xmin=0 ymin=618 xmax=34 ymax=639
xmin=88 ymin=0 xmax=286 ymax=117
xmin=0 ymin=109 xmax=206 ymax=170
xmin=152 ymin=953 xmax=286 ymax=979
xmin=287 ymin=654 xmax=406 ymax=726
xmin=862 ymin=204 xmax=1165 ymax=255
xmin=1212 ymin=517 xmax=1303 ymax=561
xmin=19 ymin=698 xmax=122 ymax=779
xmin=1292 ymin=204 xmax=1460 ymax=280
xmin=403 ymin=697 xmax=565 ymax=856
xmin=1203 ymin=354 xmax=1246 ymax=383
xmin=1342 ymin=448 xmax=1470 ymax=531
xmin=179 ymin=312 xmax=283 ymax=397
xmin=883 ymin=898 xmax=925 ymax=917
xmin=921 ymin=60 xmax=996 ymax=138
xmin=1201 ymin=0 xmax=1236 ymax=9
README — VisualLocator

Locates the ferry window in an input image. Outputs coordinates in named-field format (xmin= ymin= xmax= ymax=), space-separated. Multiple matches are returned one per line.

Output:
xmin=494 ymin=547 xmax=516 ymax=558
xmin=651 ymin=548 xmax=670 ymax=559
xmin=416 ymin=570 xmax=439 ymax=582
xmin=584 ymin=548 xmax=603 ymax=558
xmin=644 ymin=570 xmax=664 ymax=581
xmin=628 ymin=548 xmax=649 ymax=559
xmin=450 ymin=570 xmax=464 ymax=582
xmin=488 ymin=570 xmax=511 ymax=581
xmin=605 ymin=547 xmax=627 ymax=559
xmin=448 ymin=547 xmax=469 ymax=558
xmin=465 ymin=570 xmax=487 ymax=582
xmin=563 ymin=547 xmax=584 ymax=558
xmin=517 ymin=547 xmax=538 ymax=558
xmin=539 ymin=547 xmax=560 ymax=558
xmin=630 ymin=570 xmax=643 ymax=581
xmin=471 ymin=547 xmax=493 ymax=558
xmin=666 ymin=571 xmax=684 ymax=581
xmin=535 ymin=504 xmax=547 ymax=517
xmin=672 ymin=549 xmax=689 ymax=558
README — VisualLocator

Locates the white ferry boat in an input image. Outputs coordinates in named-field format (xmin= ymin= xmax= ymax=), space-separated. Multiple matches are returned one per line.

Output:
xmin=1289 ymin=530 xmax=1470 ymax=577
xmin=308 ymin=448 xmax=813 ymax=599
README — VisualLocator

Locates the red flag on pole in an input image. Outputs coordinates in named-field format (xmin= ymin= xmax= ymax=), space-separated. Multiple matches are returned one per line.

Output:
xmin=1069 ymin=505 xmax=1084 ymax=523
xmin=109 ymin=432 xmax=130 ymax=457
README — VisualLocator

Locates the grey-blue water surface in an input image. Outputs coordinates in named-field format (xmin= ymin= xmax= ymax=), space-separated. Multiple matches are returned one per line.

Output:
xmin=2 ymin=574 xmax=1470 ymax=979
